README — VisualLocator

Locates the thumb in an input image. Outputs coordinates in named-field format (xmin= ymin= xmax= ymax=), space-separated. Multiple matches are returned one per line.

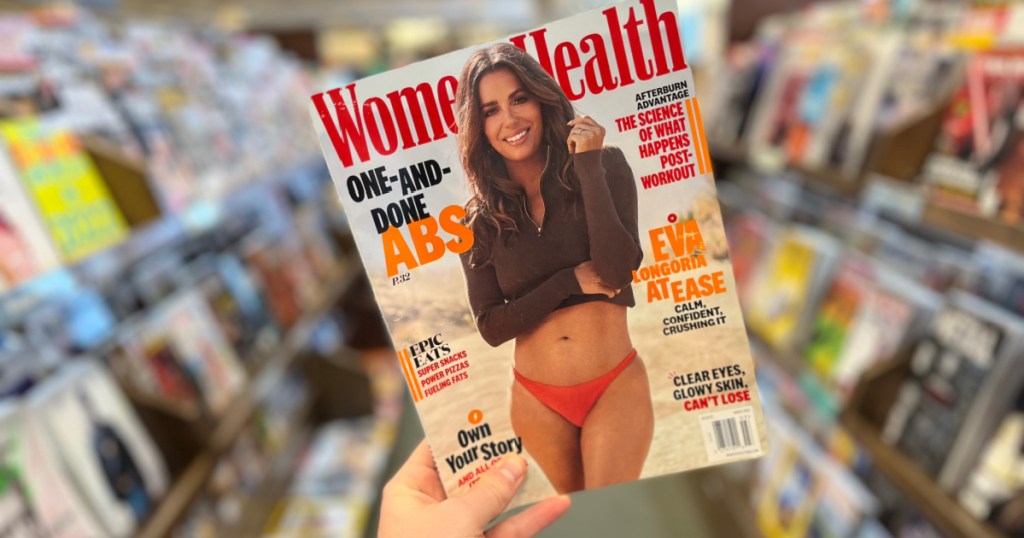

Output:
xmin=449 ymin=455 xmax=526 ymax=530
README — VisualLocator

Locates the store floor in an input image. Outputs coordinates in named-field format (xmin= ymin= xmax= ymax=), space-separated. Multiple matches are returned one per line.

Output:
xmin=366 ymin=395 xmax=718 ymax=538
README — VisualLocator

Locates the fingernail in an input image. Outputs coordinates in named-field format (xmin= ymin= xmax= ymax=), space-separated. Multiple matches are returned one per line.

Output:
xmin=498 ymin=455 xmax=526 ymax=484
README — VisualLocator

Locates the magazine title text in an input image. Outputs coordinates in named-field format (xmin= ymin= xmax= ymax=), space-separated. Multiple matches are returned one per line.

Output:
xmin=311 ymin=0 xmax=687 ymax=169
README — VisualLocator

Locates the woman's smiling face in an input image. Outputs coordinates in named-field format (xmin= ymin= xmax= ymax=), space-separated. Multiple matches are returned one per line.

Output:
xmin=478 ymin=68 xmax=544 ymax=165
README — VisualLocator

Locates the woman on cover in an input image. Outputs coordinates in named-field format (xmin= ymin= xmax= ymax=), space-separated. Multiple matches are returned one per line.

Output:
xmin=456 ymin=43 xmax=653 ymax=493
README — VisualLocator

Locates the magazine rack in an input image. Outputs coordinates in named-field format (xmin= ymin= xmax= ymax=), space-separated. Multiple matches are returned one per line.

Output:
xmin=133 ymin=263 xmax=374 ymax=538
xmin=839 ymin=350 xmax=1004 ymax=538
xmin=711 ymin=97 xmax=948 ymax=199
xmin=799 ymin=98 xmax=948 ymax=198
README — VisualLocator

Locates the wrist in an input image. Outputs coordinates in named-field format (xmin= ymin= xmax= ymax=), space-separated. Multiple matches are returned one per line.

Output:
xmin=573 ymin=149 xmax=603 ymax=180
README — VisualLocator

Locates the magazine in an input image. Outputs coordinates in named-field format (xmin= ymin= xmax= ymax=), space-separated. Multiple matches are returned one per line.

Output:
xmin=0 ymin=120 xmax=128 ymax=263
xmin=310 ymin=0 xmax=767 ymax=508
xmin=923 ymin=49 xmax=1024 ymax=223
xmin=30 ymin=359 xmax=169 ymax=537
xmin=743 ymin=225 xmax=840 ymax=354
xmin=805 ymin=254 xmax=939 ymax=398
xmin=0 ymin=401 xmax=107 ymax=538
xmin=882 ymin=292 xmax=1024 ymax=491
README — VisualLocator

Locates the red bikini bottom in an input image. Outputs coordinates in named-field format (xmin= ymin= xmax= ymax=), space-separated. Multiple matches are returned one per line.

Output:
xmin=513 ymin=349 xmax=638 ymax=428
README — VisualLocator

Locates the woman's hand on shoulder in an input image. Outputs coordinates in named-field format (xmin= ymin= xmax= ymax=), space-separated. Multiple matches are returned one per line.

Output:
xmin=567 ymin=116 xmax=605 ymax=154
xmin=574 ymin=260 xmax=618 ymax=297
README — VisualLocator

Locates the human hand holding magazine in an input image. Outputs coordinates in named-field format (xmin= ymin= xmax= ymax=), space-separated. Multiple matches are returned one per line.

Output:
xmin=310 ymin=0 xmax=767 ymax=513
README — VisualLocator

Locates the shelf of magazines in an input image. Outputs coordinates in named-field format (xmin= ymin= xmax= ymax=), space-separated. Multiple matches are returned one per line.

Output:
xmin=840 ymin=352 xmax=1004 ymax=538
xmin=134 ymin=261 xmax=363 ymax=538
xmin=260 ymin=348 xmax=406 ymax=537
xmin=837 ymin=418 xmax=1001 ymax=538
xmin=713 ymin=149 xmax=1024 ymax=256
xmin=98 ymin=154 xmax=328 ymax=271
xmin=0 ymin=154 xmax=328 ymax=325
xmin=749 ymin=300 xmax=1015 ymax=537
xmin=835 ymin=425 xmax=1001 ymax=538
xmin=716 ymin=180 xmax=1024 ymax=536
xmin=744 ymin=281 xmax=1023 ymax=536
xmin=810 ymin=171 xmax=1023 ymax=256
xmin=222 ymin=418 xmax=316 ymax=537
xmin=704 ymin=0 xmax=1024 ymax=255
xmin=708 ymin=86 xmax=948 ymax=195
xmin=731 ymin=337 xmax=869 ymax=538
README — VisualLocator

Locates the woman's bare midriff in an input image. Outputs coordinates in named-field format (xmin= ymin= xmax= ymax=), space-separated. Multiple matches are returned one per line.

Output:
xmin=513 ymin=300 xmax=633 ymax=385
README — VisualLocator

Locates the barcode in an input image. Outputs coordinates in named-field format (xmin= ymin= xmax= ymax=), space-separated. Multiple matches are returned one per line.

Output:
xmin=712 ymin=416 xmax=754 ymax=450
xmin=700 ymin=406 xmax=762 ymax=461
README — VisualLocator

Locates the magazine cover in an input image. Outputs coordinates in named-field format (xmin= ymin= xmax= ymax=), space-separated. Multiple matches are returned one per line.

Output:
xmin=0 ymin=120 xmax=127 ymax=262
xmin=0 ymin=401 xmax=107 ymax=538
xmin=30 ymin=359 xmax=168 ymax=537
xmin=806 ymin=257 xmax=870 ymax=380
xmin=310 ymin=0 xmax=767 ymax=508
xmin=882 ymin=292 xmax=1024 ymax=490
xmin=744 ymin=226 xmax=839 ymax=353
xmin=924 ymin=49 xmax=1024 ymax=222
xmin=153 ymin=289 xmax=248 ymax=415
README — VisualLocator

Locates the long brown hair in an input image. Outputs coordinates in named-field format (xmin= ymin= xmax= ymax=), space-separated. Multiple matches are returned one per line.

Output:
xmin=456 ymin=43 xmax=578 ymax=258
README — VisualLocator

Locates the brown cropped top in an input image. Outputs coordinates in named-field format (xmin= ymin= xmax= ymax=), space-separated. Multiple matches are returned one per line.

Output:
xmin=460 ymin=147 xmax=642 ymax=347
